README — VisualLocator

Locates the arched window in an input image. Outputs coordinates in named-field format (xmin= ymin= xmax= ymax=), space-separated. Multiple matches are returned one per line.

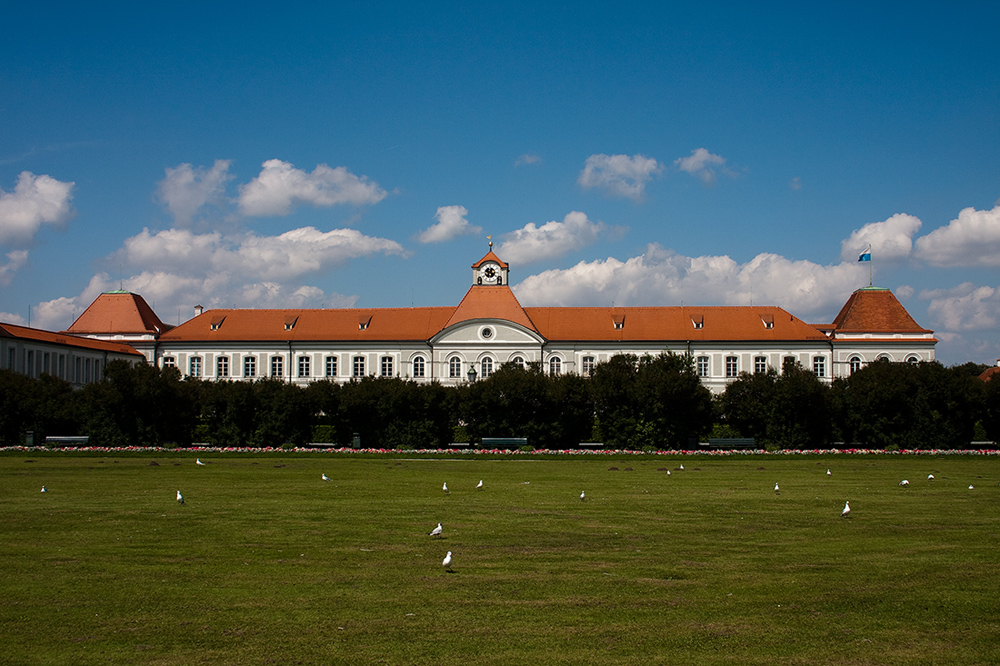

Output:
xmin=549 ymin=357 xmax=562 ymax=376
xmin=481 ymin=357 xmax=493 ymax=379
xmin=849 ymin=356 xmax=863 ymax=374
xmin=449 ymin=357 xmax=462 ymax=378
xmin=906 ymin=355 xmax=920 ymax=365
xmin=412 ymin=355 xmax=425 ymax=378
xmin=510 ymin=355 xmax=525 ymax=370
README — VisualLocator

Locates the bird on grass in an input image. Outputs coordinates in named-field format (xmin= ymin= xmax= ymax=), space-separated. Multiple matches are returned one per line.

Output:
xmin=429 ymin=522 xmax=443 ymax=537
xmin=774 ymin=482 xmax=780 ymax=494
xmin=680 ymin=464 xmax=685 ymax=471
xmin=899 ymin=479 xmax=910 ymax=486
xmin=969 ymin=485 xmax=974 ymax=490
xmin=196 ymin=458 xmax=205 ymax=466
xmin=322 ymin=473 xmax=330 ymax=482
xmin=442 ymin=551 xmax=453 ymax=572
xmin=40 ymin=485 xmax=47 ymax=493
xmin=666 ymin=470 xmax=671 ymax=476
xmin=476 ymin=480 xmax=483 ymax=491
xmin=443 ymin=482 xmax=450 ymax=495
xmin=176 ymin=490 xmax=184 ymax=505
xmin=841 ymin=501 xmax=851 ymax=518
xmin=580 ymin=491 xmax=586 ymax=501
xmin=826 ymin=469 xmax=832 ymax=476
xmin=927 ymin=474 xmax=935 ymax=480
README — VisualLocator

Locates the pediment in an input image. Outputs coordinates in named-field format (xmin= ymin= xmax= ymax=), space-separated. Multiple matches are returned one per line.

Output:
xmin=430 ymin=319 xmax=545 ymax=345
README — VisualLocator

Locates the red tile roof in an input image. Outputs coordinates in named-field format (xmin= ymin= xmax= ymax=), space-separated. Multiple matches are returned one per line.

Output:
xmin=525 ymin=306 xmax=829 ymax=342
xmin=159 ymin=307 xmax=456 ymax=342
xmin=471 ymin=250 xmax=508 ymax=269
xmin=979 ymin=366 xmax=1000 ymax=382
xmin=0 ymin=322 xmax=144 ymax=356
xmin=831 ymin=288 xmax=932 ymax=333
xmin=65 ymin=291 xmax=172 ymax=336
xmin=443 ymin=286 xmax=537 ymax=331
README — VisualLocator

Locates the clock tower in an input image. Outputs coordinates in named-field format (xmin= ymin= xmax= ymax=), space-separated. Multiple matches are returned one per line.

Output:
xmin=472 ymin=239 xmax=510 ymax=286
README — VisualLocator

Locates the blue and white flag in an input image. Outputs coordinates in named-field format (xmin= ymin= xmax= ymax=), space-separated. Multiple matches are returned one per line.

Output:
xmin=858 ymin=246 xmax=871 ymax=262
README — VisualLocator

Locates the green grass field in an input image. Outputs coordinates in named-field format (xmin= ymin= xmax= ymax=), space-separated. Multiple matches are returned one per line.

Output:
xmin=2 ymin=452 xmax=999 ymax=665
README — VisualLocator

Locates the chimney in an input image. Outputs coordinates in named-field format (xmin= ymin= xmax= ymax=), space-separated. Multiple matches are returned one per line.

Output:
xmin=194 ymin=305 xmax=204 ymax=317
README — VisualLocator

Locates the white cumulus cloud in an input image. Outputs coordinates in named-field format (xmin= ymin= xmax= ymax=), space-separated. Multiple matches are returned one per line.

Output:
xmin=0 ymin=250 xmax=28 ymax=287
xmin=578 ymin=154 xmax=662 ymax=200
xmin=238 ymin=159 xmax=388 ymax=216
xmin=840 ymin=212 xmax=922 ymax=262
xmin=921 ymin=282 xmax=1000 ymax=331
xmin=416 ymin=205 xmax=481 ymax=243
xmin=914 ymin=205 xmax=1000 ymax=267
xmin=156 ymin=159 xmax=233 ymax=225
xmin=497 ymin=211 xmax=609 ymax=264
xmin=0 ymin=171 xmax=75 ymax=245
xmin=674 ymin=148 xmax=733 ymax=185
xmin=514 ymin=243 xmax=865 ymax=321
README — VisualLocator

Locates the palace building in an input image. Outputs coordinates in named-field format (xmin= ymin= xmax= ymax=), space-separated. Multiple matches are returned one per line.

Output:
xmin=59 ymin=249 xmax=936 ymax=392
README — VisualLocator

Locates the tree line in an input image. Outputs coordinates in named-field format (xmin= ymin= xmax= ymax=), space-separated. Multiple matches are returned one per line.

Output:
xmin=1 ymin=354 xmax=998 ymax=450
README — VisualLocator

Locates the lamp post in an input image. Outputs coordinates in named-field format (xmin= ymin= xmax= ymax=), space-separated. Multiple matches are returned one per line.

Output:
xmin=467 ymin=365 xmax=478 ymax=383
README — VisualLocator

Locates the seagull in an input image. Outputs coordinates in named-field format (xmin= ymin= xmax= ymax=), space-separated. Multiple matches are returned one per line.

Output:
xmin=680 ymin=464 xmax=685 ymax=471
xmin=927 ymin=474 xmax=935 ymax=480
xmin=322 ymin=473 xmax=330 ymax=482
xmin=580 ymin=491 xmax=586 ymax=501
xmin=176 ymin=490 xmax=184 ymax=505
xmin=841 ymin=500 xmax=850 ymax=518
xmin=774 ymin=482 xmax=780 ymax=494
xmin=899 ymin=479 xmax=910 ymax=485
xmin=196 ymin=458 xmax=205 ymax=466
xmin=40 ymin=485 xmax=47 ymax=493
xmin=826 ymin=469 xmax=832 ymax=476
xmin=442 ymin=551 xmax=453 ymax=571
xmin=429 ymin=522 xmax=443 ymax=537
xmin=666 ymin=470 xmax=671 ymax=476
xmin=969 ymin=485 xmax=974 ymax=490
xmin=476 ymin=480 xmax=483 ymax=491
xmin=443 ymin=482 xmax=450 ymax=495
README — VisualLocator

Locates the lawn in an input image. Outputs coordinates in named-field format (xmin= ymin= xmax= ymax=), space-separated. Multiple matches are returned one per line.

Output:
xmin=2 ymin=452 xmax=999 ymax=665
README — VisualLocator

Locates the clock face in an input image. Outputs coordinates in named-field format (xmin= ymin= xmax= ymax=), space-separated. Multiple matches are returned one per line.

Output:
xmin=482 ymin=264 xmax=500 ymax=283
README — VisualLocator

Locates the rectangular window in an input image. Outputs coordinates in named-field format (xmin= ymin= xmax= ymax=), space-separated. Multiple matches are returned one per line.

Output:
xmin=217 ymin=356 xmax=229 ymax=378
xmin=74 ymin=356 xmax=81 ymax=382
xmin=412 ymin=356 xmax=425 ymax=378
xmin=244 ymin=355 xmax=256 ymax=378
xmin=43 ymin=352 xmax=50 ymax=375
xmin=59 ymin=354 xmax=65 ymax=379
xmin=298 ymin=356 xmax=310 ymax=378
xmin=7 ymin=348 xmax=14 ymax=370
xmin=27 ymin=350 xmax=34 ymax=378
xmin=190 ymin=356 xmax=202 ymax=378
xmin=783 ymin=356 xmax=796 ymax=372
xmin=325 ymin=356 xmax=337 ymax=378
xmin=754 ymin=356 xmax=767 ymax=374
xmin=582 ymin=356 xmax=595 ymax=377
xmin=813 ymin=356 xmax=826 ymax=378
xmin=381 ymin=356 xmax=393 ymax=377
xmin=270 ymin=356 xmax=283 ymax=378
xmin=163 ymin=356 xmax=176 ymax=369
xmin=725 ymin=356 xmax=738 ymax=378
xmin=696 ymin=356 xmax=709 ymax=377
xmin=353 ymin=356 xmax=365 ymax=377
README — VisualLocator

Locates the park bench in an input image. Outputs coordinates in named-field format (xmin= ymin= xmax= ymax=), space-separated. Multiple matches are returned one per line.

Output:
xmin=704 ymin=437 xmax=756 ymax=450
xmin=43 ymin=436 xmax=90 ymax=446
xmin=480 ymin=437 xmax=528 ymax=450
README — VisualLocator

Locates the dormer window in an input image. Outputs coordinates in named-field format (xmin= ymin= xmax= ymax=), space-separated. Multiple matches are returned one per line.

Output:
xmin=284 ymin=315 xmax=298 ymax=331
xmin=358 ymin=314 xmax=372 ymax=331
xmin=612 ymin=314 xmax=625 ymax=330
xmin=760 ymin=314 xmax=775 ymax=329
xmin=210 ymin=315 xmax=226 ymax=331
xmin=691 ymin=315 xmax=704 ymax=330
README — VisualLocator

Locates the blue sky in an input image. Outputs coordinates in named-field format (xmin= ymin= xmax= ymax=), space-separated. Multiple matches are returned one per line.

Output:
xmin=2 ymin=2 xmax=999 ymax=365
